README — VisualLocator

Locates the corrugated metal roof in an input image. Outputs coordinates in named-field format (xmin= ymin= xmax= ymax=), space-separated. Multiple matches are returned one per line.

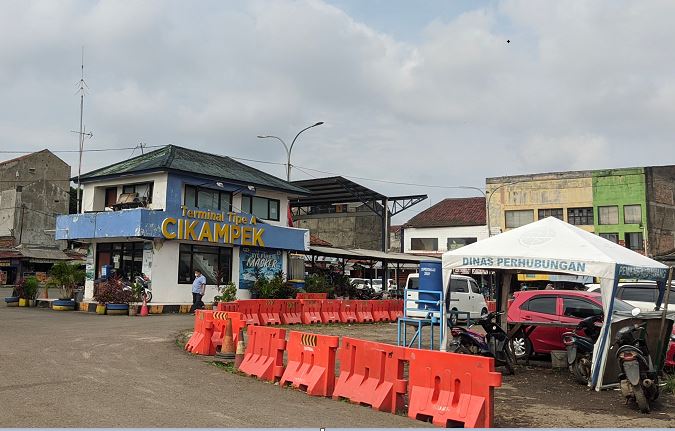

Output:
xmin=405 ymin=197 xmax=486 ymax=228
xmin=77 ymin=145 xmax=309 ymax=195
xmin=19 ymin=248 xmax=71 ymax=260
xmin=308 ymin=245 xmax=439 ymax=263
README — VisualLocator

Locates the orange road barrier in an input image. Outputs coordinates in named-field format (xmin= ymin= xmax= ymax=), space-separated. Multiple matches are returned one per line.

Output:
xmin=257 ymin=299 xmax=283 ymax=325
xmin=299 ymin=299 xmax=323 ymax=324
xmin=279 ymin=331 xmax=339 ymax=397
xmin=296 ymin=292 xmax=328 ymax=300
xmin=405 ymin=348 xmax=502 ymax=428
xmin=355 ymin=300 xmax=374 ymax=323
xmin=236 ymin=300 xmax=262 ymax=325
xmin=370 ymin=300 xmax=390 ymax=322
xmin=387 ymin=299 xmax=403 ymax=321
xmin=339 ymin=299 xmax=358 ymax=323
xmin=332 ymin=337 xmax=407 ymax=413
xmin=234 ymin=327 xmax=246 ymax=369
xmin=320 ymin=299 xmax=342 ymax=323
xmin=185 ymin=310 xmax=216 ymax=355
xmin=238 ymin=326 xmax=287 ymax=382
xmin=279 ymin=299 xmax=303 ymax=325
xmin=212 ymin=311 xmax=245 ymax=350
xmin=217 ymin=301 xmax=239 ymax=312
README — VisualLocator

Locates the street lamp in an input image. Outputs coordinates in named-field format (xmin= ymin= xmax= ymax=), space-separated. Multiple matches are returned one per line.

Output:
xmin=258 ymin=121 xmax=324 ymax=181
xmin=485 ymin=180 xmax=529 ymax=237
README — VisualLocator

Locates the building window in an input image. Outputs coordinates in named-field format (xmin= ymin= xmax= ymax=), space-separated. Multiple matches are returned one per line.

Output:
xmin=624 ymin=205 xmax=642 ymax=224
xmin=241 ymin=196 xmax=280 ymax=221
xmin=505 ymin=210 xmax=534 ymax=228
xmin=184 ymin=185 xmax=232 ymax=212
xmin=598 ymin=206 xmax=619 ymax=225
xmin=538 ymin=208 xmax=564 ymax=220
xmin=447 ymin=237 xmax=477 ymax=250
xmin=178 ymin=244 xmax=232 ymax=285
xmin=121 ymin=182 xmax=153 ymax=203
xmin=599 ymin=233 xmax=619 ymax=243
xmin=567 ymin=207 xmax=594 ymax=226
xmin=625 ymin=232 xmax=644 ymax=251
xmin=410 ymin=238 xmax=438 ymax=251
xmin=95 ymin=242 xmax=145 ymax=280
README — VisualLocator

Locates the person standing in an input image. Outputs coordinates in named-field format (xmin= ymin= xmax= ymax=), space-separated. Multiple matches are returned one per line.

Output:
xmin=190 ymin=269 xmax=207 ymax=313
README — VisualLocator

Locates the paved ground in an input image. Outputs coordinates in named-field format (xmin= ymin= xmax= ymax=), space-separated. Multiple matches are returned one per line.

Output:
xmin=0 ymin=306 xmax=420 ymax=428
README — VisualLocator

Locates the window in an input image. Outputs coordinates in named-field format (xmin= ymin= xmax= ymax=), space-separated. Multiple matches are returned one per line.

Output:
xmin=538 ymin=208 xmax=564 ymax=220
xmin=184 ymin=185 xmax=231 ymax=212
xmin=619 ymin=286 xmax=656 ymax=303
xmin=624 ymin=205 xmax=642 ymax=224
xmin=505 ymin=210 xmax=534 ymax=228
xmin=95 ymin=242 xmax=145 ymax=280
xmin=524 ymin=296 xmax=557 ymax=315
xmin=241 ymin=195 xmax=280 ymax=221
xmin=104 ymin=187 xmax=118 ymax=207
xmin=121 ymin=182 xmax=153 ymax=203
xmin=410 ymin=238 xmax=438 ymax=251
xmin=469 ymin=280 xmax=481 ymax=294
xmin=449 ymin=278 xmax=468 ymax=293
xmin=598 ymin=206 xmax=619 ymax=225
xmin=447 ymin=237 xmax=477 ymax=250
xmin=567 ymin=207 xmax=594 ymax=225
xmin=178 ymin=244 xmax=232 ymax=285
xmin=599 ymin=233 xmax=619 ymax=243
xmin=562 ymin=297 xmax=602 ymax=319
xmin=625 ymin=232 xmax=644 ymax=251
xmin=406 ymin=277 xmax=419 ymax=290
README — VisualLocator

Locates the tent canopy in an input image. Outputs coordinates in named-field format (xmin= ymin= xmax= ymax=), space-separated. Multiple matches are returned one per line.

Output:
xmin=441 ymin=217 xmax=670 ymax=390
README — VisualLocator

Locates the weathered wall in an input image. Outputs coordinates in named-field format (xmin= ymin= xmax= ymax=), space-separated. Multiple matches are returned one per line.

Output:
xmin=486 ymin=171 xmax=594 ymax=233
xmin=646 ymin=166 xmax=675 ymax=257
xmin=294 ymin=212 xmax=382 ymax=250
xmin=0 ymin=151 xmax=70 ymax=247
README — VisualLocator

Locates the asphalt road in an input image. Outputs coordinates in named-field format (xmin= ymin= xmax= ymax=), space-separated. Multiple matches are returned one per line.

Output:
xmin=0 ymin=306 xmax=420 ymax=428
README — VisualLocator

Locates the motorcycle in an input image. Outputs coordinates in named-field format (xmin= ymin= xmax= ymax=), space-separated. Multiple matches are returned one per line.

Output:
xmin=613 ymin=308 xmax=659 ymax=413
xmin=449 ymin=311 xmax=516 ymax=374
xmin=122 ymin=274 xmax=153 ymax=303
xmin=562 ymin=314 xmax=602 ymax=384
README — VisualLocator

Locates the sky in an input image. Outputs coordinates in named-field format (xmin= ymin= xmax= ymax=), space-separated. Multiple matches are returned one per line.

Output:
xmin=1 ymin=0 xmax=674 ymax=223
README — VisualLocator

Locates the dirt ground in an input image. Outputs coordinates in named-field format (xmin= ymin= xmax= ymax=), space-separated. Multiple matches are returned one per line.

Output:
xmin=200 ymin=321 xmax=675 ymax=428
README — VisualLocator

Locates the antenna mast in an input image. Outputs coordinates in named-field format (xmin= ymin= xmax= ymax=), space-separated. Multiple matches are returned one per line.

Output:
xmin=74 ymin=47 xmax=92 ymax=213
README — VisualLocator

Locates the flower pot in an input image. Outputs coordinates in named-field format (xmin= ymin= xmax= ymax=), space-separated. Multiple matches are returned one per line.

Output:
xmin=96 ymin=303 xmax=106 ymax=315
xmin=53 ymin=299 xmax=76 ymax=311
xmin=128 ymin=305 xmax=137 ymax=316
xmin=18 ymin=298 xmax=28 ymax=307
xmin=106 ymin=303 xmax=129 ymax=316
xmin=4 ymin=297 xmax=19 ymax=307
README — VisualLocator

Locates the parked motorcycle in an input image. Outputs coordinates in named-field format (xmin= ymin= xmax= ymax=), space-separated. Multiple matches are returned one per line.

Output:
xmin=449 ymin=311 xmax=516 ymax=374
xmin=562 ymin=314 xmax=602 ymax=384
xmin=121 ymin=274 xmax=153 ymax=303
xmin=613 ymin=308 xmax=659 ymax=413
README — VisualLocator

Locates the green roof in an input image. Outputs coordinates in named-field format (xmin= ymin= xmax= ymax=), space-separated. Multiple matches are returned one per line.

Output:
xmin=78 ymin=145 xmax=309 ymax=195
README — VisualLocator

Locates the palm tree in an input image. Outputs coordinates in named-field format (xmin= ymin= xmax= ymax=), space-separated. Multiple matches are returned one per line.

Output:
xmin=49 ymin=262 xmax=85 ymax=300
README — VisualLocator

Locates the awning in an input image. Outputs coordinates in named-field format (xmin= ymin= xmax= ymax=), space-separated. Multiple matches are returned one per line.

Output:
xmin=18 ymin=248 xmax=72 ymax=261
xmin=307 ymin=245 xmax=439 ymax=264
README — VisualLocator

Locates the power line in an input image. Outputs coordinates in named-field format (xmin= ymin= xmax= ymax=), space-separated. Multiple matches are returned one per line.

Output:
xmin=0 ymin=144 xmax=166 ymax=155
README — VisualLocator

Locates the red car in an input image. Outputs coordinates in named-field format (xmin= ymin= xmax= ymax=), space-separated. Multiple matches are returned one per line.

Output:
xmin=666 ymin=328 xmax=675 ymax=368
xmin=507 ymin=289 xmax=637 ymax=358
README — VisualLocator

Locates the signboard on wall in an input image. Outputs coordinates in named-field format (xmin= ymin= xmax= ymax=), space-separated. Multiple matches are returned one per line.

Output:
xmin=238 ymin=247 xmax=283 ymax=290
xmin=142 ymin=242 xmax=153 ymax=278
xmin=85 ymin=245 xmax=94 ymax=282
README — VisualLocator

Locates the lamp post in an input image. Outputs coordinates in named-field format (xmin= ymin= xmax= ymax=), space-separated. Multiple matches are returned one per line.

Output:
xmin=258 ymin=121 xmax=324 ymax=181
xmin=485 ymin=180 xmax=529 ymax=237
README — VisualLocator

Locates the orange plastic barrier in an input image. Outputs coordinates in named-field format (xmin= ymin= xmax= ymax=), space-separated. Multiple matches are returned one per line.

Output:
xmin=333 ymin=337 xmax=407 ymax=413
xmin=236 ymin=300 xmax=261 ymax=325
xmin=279 ymin=299 xmax=303 ymax=325
xmin=279 ymin=331 xmax=339 ymax=396
xmin=320 ymin=299 xmax=342 ymax=323
xmin=339 ymin=299 xmax=358 ymax=323
xmin=487 ymin=300 xmax=496 ymax=313
xmin=355 ymin=300 xmax=374 ymax=323
xmin=405 ymin=348 xmax=502 ymax=428
xmin=300 ymin=299 xmax=323 ymax=324
xmin=296 ymin=292 xmax=328 ymax=300
xmin=387 ymin=299 xmax=403 ymax=321
xmin=185 ymin=310 xmax=216 ymax=355
xmin=217 ymin=302 xmax=239 ymax=312
xmin=238 ymin=326 xmax=287 ymax=382
xmin=257 ymin=299 xmax=283 ymax=325
xmin=370 ymin=300 xmax=390 ymax=322
xmin=212 ymin=311 xmax=246 ymax=350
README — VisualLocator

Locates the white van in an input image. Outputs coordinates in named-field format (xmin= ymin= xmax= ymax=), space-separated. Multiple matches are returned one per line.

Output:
xmin=586 ymin=281 xmax=675 ymax=312
xmin=404 ymin=273 xmax=488 ymax=322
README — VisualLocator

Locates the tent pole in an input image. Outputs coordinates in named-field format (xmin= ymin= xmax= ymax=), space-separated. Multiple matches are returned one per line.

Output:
xmin=499 ymin=271 xmax=512 ymax=328
xmin=657 ymin=266 xmax=674 ymax=367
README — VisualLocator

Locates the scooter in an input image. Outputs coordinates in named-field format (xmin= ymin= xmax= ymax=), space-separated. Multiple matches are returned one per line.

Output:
xmin=613 ymin=308 xmax=659 ymax=413
xmin=562 ymin=314 xmax=602 ymax=384
xmin=121 ymin=274 xmax=153 ymax=303
xmin=449 ymin=311 xmax=515 ymax=374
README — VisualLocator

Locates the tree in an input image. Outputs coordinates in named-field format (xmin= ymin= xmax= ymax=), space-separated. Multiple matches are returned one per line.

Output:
xmin=49 ymin=261 xmax=85 ymax=300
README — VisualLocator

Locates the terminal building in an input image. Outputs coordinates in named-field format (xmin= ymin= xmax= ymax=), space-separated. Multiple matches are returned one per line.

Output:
xmin=56 ymin=145 xmax=310 ymax=303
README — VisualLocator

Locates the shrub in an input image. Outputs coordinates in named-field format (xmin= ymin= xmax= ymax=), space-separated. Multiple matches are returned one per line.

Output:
xmin=214 ymin=281 xmax=237 ymax=303
xmin=250 ymin=271 xmax=295 ymax=299
xmin=93 ymin=275 xmax=133 ymax=304
xmin=50 ymin=262 xmax=85 ymax=300
xmin=23 ymin=277 xmax=40 ymax=300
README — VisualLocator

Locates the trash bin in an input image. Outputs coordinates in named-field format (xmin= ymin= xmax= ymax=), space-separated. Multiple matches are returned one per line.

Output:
xmin=74 ymin=288 xmax=84 ymax=303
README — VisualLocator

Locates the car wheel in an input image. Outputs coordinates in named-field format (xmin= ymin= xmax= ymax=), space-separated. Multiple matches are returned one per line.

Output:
xmin=510 ymin=335 xmax=532 ymax=360
xmin=480 ymin=307 xmax=488 ymax=317
xmin=449 ymin=308 xmax=458 ymax=326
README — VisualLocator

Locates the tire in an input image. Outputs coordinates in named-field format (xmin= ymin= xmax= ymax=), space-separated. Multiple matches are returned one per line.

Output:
xmin=448 ymin=308 xmax=459 ymax=326
xmin=144 ymin=291 xmax=152 ymax=303
xmin=510 ymin=334 xmax=532 ymax=360
xmin=480 ymin=307 xmax=488 ymax=317
xmin=570 ymin=356 xmax=591 ymax=385
xmin=633 ymin=384 xmax=650 ymax=413
xmin=503 ymin=341 xmax=516 ymax=375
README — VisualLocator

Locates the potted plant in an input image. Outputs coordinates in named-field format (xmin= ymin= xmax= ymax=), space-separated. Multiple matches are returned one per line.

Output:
xmin=49 ymin=262 xmax=85 ymax=311
xmin=14 ymin=279 xmax=28 ymax=307
xmin=24 ymin=276 xmax=40 ymax=307
xmin=214 ymin=281 xmax=237 ymax=307
xmin=93 ymin=280 xmax=106 ymax=314
xmin=93 ymin=275 xmax=133 ymax=315
xmin=4 ymin=282 xmax=20 ymax=307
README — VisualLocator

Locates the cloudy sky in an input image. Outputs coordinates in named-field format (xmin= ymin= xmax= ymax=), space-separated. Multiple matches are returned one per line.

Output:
xmin=1 ymin=0 xmax=674 ymax=222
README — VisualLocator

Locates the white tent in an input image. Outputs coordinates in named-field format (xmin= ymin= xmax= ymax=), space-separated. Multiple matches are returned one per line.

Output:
xmin=441 ymin=217 xmax=671 ymax=389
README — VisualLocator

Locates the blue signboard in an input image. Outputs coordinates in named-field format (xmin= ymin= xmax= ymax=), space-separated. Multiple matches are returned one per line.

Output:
xmin=238 ymin=247 xmax=283 ymax=290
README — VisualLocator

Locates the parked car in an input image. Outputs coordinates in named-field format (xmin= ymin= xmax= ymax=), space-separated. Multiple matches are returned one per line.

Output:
xmin=404 ymin=273 xmax=487 ymax=322
xmin=349 ymin=278 xmax=373 ymax=290
xmin=586 ymin=281 xmax=675 ymax=313
xmin=665 ymin=327 xmax=675 ymax=368
xmin=507 ymin=289 xmax=635 ymax=359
